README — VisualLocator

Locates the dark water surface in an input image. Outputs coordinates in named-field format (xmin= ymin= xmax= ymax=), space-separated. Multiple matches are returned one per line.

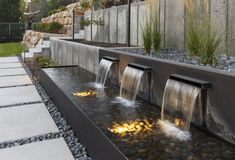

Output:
xmin=43 ymin=67 xmax=235 ymax=160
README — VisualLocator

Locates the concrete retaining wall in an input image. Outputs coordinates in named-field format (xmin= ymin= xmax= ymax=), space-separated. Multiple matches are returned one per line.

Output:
xmin=50 ymin=38 xmax=100 ymax=74
xmin=84 ymin=1 xmax=235 ymax=54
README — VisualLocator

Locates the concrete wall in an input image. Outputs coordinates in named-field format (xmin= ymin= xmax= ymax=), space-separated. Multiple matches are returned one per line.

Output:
xmin=50 ymin=38 xmax=100 ymax=74
xmin=84 ymin=1 xmax=235 ymax=54
xmin=100 ymin=48 xmax=235 ymax=144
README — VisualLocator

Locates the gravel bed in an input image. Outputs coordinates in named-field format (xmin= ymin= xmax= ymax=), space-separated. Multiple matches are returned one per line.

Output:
xmin=0 ymin=58 xmax=91 ymax=160
xmin=117 ymin=48 xmax=235 ymax=71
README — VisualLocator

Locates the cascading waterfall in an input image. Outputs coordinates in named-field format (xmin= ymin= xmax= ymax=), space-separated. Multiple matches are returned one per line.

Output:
xmin=95 ymin=59 xmax=113 ymax=87
xmin=117 ymin=66 xmax=145 ymax=106
xmin=159 ymin=79 xmax=201 ymax=141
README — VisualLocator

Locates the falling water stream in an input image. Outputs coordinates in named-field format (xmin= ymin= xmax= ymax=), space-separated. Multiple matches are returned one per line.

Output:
xmin=116 ymin=66 xmax=145 ymax=107
xmin=159 ymin=79 xmax=201 ymax=141
xmin=95 ymin=59 xmax=114 ymax=87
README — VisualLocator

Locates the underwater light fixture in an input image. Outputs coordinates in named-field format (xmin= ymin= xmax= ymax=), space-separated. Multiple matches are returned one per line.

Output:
xmin=73 ymin=90 xmax=98 ymax=97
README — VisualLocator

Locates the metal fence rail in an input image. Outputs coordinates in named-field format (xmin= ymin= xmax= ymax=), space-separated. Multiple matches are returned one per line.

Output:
xmin=0 ymin=23 xmax=26 ymax=42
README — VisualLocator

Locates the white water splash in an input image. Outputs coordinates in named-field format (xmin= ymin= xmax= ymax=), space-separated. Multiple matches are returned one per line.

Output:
xmin=158 ymin=120 xmax=191 ymax=141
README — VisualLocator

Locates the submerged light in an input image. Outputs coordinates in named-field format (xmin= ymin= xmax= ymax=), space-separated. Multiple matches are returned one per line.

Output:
xmin=72 ymin=90 xmax=98 ymax=97
xmin=108 ymin=118 xmax=156 ymax=137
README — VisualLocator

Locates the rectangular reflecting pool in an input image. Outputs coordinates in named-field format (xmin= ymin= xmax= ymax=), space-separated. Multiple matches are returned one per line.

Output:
xmin=40 ymin=67 xmax=235 ymax=160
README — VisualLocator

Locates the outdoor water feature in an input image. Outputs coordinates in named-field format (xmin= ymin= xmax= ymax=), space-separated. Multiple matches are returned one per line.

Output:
xmin=39 ymin=66 xmax=235 ymax=160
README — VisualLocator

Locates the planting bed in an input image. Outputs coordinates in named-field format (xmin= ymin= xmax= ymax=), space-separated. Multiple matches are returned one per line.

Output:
xmin=116 ymin=48 xmax=235 ymax=71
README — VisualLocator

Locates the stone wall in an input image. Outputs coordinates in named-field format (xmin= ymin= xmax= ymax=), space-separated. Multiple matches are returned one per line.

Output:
xmin=41 ymin=2 xmax=83 ymax=35
xmin=41 ymin=10 xmax=73 ymax=35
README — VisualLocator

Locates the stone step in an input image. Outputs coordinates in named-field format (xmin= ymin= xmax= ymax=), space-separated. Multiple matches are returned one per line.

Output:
xmin=0 ymin=85 xmax=42 ymax=107
xmin=0 ymin=68 xmax=27 ymax=77
xmin=0 ymin=138 xmax=74 ymax=160
xmin=0 ymin=103 xmax=59 ymax=143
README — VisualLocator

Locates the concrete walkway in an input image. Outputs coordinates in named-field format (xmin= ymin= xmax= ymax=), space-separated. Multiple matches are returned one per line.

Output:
xmin=0 ymin=57 xmax=75 ymax=160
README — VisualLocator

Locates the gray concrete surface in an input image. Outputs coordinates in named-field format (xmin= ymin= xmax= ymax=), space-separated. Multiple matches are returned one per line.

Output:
xmin=0 ymin=103 xmax=59 ymax=143
xmin=0 ymin=57 xmax=19 ymax=63
xmin=0 ymin=85 xmax=42 ymax=106
xmin=50 ymin=38 xmax=100 ymax=74
xmin=0 ymin=68 xmax=27 ymax=77
xmin=0 ymin=75 xmax=32 ymax=88
xmin=0 ymin=138 xmax=74 ymax=160
xmin=0 ymin=63 xmax=22 ymax=69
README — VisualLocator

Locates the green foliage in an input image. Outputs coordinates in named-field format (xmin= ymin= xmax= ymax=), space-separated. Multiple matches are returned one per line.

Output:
xmin=34 ymin=56 xmax=56 ymax=67
xmin=185 ymin=0 xmax=222 ymax=65
xmin=0 ymin=42 xmax=24 ymax=57
xmin=48 ymin=6 xmax=66 ymax=15
xmin=141 ymin=21 xmax=152 ymax=55
xmin=34 ymin=22 xmax=63 ymax=33
xmin=152 ymin=16 xmax=161 ymax=52
xmin=0 ymin=0 xmax=21 ymax=22
xmin=80 ymin=0 xmax=91 ymax=11
xmin=80 ymin=16 xmax=104 ymax=27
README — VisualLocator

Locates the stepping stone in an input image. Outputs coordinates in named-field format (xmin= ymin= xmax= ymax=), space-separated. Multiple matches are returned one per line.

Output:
xmin=0 ymin=68 xmax=27 ymax=77
xmin=0 ymin=103 xmax=59 ymax=143
xmin=0 ymin=63 xmax=22 ymax=69
xmin=0 ymin=138 xmax=74 ymax=160
xmin=0 ymin=75 xmax=32 ymax=88
xmin=0 ymin=57 xmax=19 ymax=63
xmin=0 ymin=85 xmax=42 ymax=107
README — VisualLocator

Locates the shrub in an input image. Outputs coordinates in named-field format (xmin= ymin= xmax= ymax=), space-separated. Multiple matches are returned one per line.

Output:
xmin=33 ymin=22 xmax=63 ymax=33
xmin=146 ymin=0 xmax=162 ymax=52
xmin=80 ymin=16 xmax=104 ymax=27
xmin=48 ymin=6 xmax=66 ymax=15
xmin=34 ymin=56 xmax=56 ymax=67
xmin=185 ymin=0 xmax=222 ymax=65
xmin=141 ymin=21 xmax=152 ymax=55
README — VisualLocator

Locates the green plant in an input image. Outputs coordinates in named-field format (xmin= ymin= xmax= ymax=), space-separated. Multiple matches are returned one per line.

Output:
xmin=152 ymin=16 xmax=161 ymax=52
xmin=34 ymin=56 xmax=56 ymax=67
xmin=146 ymin=0 xmax=161 ymax=52
xmin=80 ymin=16 xmax=104 ymax=27
xmin=33 ymin=22 xmax=63 ymax=33
xmin=141 ymin=21 xmax=152 ymax=55
xmin=48 ymin=6 xmax=66 ymax=15
xmin=185 ymin=0 xmax=222 ymax=65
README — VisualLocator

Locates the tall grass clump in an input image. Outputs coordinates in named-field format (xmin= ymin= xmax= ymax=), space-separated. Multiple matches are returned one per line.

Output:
xmin=185 ymin=0 xmax=222 ymax=65
xmin=141 ymin=21 xmax=152 ymax=55
xmin=141 ymin=0 xmax=161 ymax=54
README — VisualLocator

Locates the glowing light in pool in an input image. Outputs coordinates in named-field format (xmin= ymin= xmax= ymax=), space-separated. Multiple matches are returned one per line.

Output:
xmin=72 ymin=90 xmax=98 ymax=97
xmin=108 ymin=119 xmax=155 ymax=137
xmin=174 ymin=118 xmax=186 ymax=127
